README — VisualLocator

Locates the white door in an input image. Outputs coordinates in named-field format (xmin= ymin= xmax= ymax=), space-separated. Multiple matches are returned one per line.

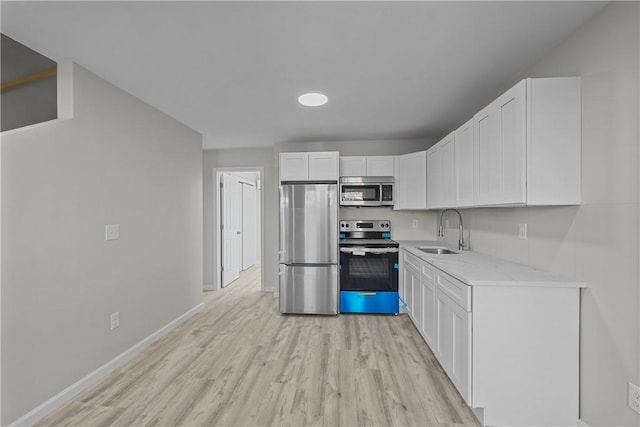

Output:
xmin=241 ymin=183 xmax=257 ymax=270
xmin=221 ymin=173 xmax=242 ymax=287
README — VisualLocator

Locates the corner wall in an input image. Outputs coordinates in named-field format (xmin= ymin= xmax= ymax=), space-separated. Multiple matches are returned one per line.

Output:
xmin=1 ymin=63 xmax=203 ymax=425
xmin=438 ymin=3 xmax=639 ymax=425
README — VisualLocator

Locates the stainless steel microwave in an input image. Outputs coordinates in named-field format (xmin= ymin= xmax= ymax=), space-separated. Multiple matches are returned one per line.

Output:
xmin=339 ymin=176 xmax=394 ymax=207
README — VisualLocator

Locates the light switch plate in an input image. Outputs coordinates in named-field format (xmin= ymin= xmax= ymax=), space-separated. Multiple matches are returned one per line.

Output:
xmin=110 ymin=312 xmax=120 ymax=330
xmin=518 ymin=223 xmax=527 ymax=239
xmin=105 ymin=224 xmax=120 ymax=241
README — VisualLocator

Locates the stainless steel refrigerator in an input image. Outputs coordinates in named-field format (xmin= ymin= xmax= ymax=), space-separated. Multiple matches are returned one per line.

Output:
xmin=279 ymin=182 xmax=338 ymax=315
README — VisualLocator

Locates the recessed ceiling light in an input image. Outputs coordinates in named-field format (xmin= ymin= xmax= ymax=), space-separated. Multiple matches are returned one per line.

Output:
xmin=298 ymin=92 xmax=328 ymax=107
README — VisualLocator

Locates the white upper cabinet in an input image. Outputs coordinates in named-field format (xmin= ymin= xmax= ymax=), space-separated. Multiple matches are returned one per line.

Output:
xmin=427 ymin=145 xmax=441 ymax=208
xmin=339 ymin=156 xmax=367 ymax=176
xmin=394 ymin=150 xmax=427 ymax=210
xmin=279 ymin=152 xmax=309 ymax=182
xmin=474 ymin=77 xmax=581 ymax=206
xmin=454 ymin=119 xmax=474 ymax=207
xmin=427 ymin=126 xmax=466 ymax=210
xmin=280 ymin=152 xmax=339 ymax=182
xmin=430 ymin=133 xmax=455 ymax=208
xmin=308 ymin=152 xmax=339 ymax=181
xmin=366 ymin=156 xmax=395 ymax=176
xmin=339 ymin=155 xmax=394 ymax=177
xmin=474 ymin=80 xmax=527 ymax=206
xmin=526 ymin=78 xmax=581 ymax=205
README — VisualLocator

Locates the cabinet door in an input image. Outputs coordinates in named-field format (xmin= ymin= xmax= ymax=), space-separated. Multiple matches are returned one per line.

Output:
xmin=340 ymin=156 xmax=366 ymax=176
xmin=421 ymin=263 xmax=436 ymax=346
xmin=427 ymin=146 xmax=440 ymax=209
xmin=404 ymin=268 xmax=414 ymax=315
xmin=309 ymin=152 xmax=339 ymax=181
xmin=450 ymin=302 xmax=472 ymax=404
xmin=474 ymin=81 xmax=526 ymax=205
xmin=474 ymin=103 xmax=500 ymax=204
xmin=366 ymin=156 xmax=394 ymax=176
xmin=413 ymin=273 xmax=423 ymax=331
xmin=498 ymin=82 xmax=526 ymax=204
xmin=454 ymin=119 xmax=474 ymax=207
xmin=440 ymin=134 xmax=455 ymax=207
xmin=395 ymin=151 xmax=427 ymax=210
xmin=280 ymin=152 xmax=309 ymax=182
xmin=435 ymin=288 xmax=451 ymax=369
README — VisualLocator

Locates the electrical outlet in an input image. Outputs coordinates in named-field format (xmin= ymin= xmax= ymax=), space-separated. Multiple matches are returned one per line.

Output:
xmin=518 ymin=223 xmax=527 ymax=239
xmin=412 ymin=219 xmax=419 ymax=228
xmin=105 ymin=224 xmax=120 ymax=241
xmin=110 ymin=312 xmax=120 ymax=330
xmin=629 ymin=382 xmax=640 ymax=414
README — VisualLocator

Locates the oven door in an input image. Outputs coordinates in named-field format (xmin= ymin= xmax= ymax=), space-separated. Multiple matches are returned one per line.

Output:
xmin=340 ymin=184 xmax=382 ymax=206
xmin=339 ymin=247 xmax=398 ymax=291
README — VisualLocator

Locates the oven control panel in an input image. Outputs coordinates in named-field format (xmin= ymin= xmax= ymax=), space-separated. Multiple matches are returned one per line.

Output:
xmin=340 ymin=220 xmax=390 ymax=232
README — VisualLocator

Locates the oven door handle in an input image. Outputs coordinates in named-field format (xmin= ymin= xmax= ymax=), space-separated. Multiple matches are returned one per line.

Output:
xmin=340 ymin=247 xmax=399 ymax=255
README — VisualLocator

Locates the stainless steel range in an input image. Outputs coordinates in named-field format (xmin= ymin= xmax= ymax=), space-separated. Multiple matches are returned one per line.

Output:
xmin=339 ymin=220 xmax=399 ymax=314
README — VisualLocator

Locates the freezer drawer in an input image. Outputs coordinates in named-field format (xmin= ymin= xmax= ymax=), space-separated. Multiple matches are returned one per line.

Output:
xmin=279 ymin=264 xmax=338 ymax=315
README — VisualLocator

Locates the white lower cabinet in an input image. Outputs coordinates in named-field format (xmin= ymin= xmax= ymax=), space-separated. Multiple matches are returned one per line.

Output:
xmin=420 ymin=263 xmax=436 ymax=347
xmin=434 ymin=272 xmax=471 ymax=404
xmin=401 ymin=251 xmax=420 ymax=315
xmin=400 ymin=248 xmax=580 ymax=427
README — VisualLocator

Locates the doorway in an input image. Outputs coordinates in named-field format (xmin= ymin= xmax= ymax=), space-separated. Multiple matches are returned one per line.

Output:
xmin=214 ymin=168 xmax=264 ymax=291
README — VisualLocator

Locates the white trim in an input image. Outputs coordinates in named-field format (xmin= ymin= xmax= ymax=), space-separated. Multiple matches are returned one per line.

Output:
xmin=0 ymin=117 xmax=72 ymax=136
xmin=213 ymin=166 xmax=265 ymax=292
xmin=7 ymin=302 xmax=205 ymax=427
xmin=203 ymin=283 xmax=216 ymax=291
xmin=577 ymin=419 xmax=590 ymax=427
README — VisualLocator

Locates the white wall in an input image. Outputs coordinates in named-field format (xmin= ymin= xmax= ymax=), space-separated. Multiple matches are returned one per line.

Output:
xmin=1 ymin=63 xmax=203 ymax=425
xmin=438 ymin=3 xmax=639 ymax=425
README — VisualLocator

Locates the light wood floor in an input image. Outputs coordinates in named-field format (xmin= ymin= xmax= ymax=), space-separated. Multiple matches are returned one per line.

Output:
xmin=37 ymin=264 xmax=480 ymax=427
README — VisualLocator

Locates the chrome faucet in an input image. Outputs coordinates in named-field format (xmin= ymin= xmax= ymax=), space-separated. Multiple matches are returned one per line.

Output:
xmin=438 ymin=209 xmax=466 ymax=251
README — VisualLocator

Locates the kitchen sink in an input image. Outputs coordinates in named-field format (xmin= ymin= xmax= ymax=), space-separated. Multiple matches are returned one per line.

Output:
xmin=418 ymin=247 xmax=459 ymax=255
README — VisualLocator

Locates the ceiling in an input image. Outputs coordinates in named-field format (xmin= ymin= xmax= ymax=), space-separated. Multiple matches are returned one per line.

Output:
xmin=1 ymin=1 xmax=606 ymax=150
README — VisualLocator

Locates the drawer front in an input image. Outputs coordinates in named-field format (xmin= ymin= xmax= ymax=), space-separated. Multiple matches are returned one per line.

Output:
xmin=340 ymin=291 xmax=399 ymax=314
xmin=403 ymin=251 xmax=420 ymax=273
xmin=421 ymin=262 xmax=435 ymax=282
xmin=437 ymin=271 xmax=471 ymax=311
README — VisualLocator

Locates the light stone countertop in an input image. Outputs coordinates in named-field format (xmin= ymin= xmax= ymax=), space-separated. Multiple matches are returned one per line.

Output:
xmin=398 ymin=240 xmax=586 ymax=288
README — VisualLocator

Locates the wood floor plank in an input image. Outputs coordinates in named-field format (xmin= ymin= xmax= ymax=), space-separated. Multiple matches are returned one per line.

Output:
xmin=36 ymin=264 xmax=480 ymax=427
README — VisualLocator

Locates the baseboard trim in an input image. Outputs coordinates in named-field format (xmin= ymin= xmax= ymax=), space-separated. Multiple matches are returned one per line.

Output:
xmin=7 ymin=302 xmax=205 ymax=427
xmin=203 ymin=283 xmax=216 ymax=291
xmin=577 ymin=419 xmax=590 ymax=427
